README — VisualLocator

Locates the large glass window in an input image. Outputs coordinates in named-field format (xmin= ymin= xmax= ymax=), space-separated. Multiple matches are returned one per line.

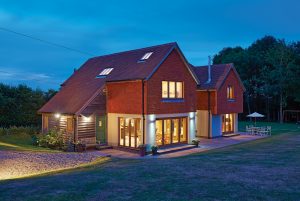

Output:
xmin=180 ymin=118 xmax=187 ymax=142
xmin=222 ymin=114 xmax=234 ymax=134
xmin=155 ymin=117 xmax=187 ymax=146
xmin=156 ymin=120 xmax=163 ymax=146
xmin=119 ymin=118 xmax=141 ymax=148
xmin=161 ymin=81 xmax=184 ymax=99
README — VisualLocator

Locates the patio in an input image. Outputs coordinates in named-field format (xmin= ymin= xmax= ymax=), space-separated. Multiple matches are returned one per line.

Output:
xmin=98 ymin=133 xmax=266 ymax=159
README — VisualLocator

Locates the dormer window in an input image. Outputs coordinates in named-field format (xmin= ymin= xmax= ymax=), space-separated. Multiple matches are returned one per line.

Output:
xmin=97 ymin=68 xmax=114 ymax=78
xmin=227 ymin=85 xmax=234 ymax=100
xmin=140 ymin=52 xmax=153 ymax=61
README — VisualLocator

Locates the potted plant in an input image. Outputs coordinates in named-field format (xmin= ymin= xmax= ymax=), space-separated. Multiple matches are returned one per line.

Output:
xmin=192 ymin=139 xmax=200 ymax=147
xmin=151 ymin=145 xmax=159 ymax=155
xmin=138 ymin=144 xmax=146 ymax=157
xmin=74 ymin=141 xmax=86 ymax=152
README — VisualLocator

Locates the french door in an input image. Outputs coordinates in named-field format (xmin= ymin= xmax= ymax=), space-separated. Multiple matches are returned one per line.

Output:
xmin=222 ymin=114 xmax=234 ymax=134
xmin=119 ymin=118 xmax=141 ymax=148
xmin=155 ymin=117 xmax=187 ymax=146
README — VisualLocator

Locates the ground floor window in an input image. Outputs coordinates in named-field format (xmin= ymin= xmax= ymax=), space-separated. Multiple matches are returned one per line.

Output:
xmin=119 ymin=118 xmax=142 ymax=148
xmin=43 ymin=115 xmax=48 ymax=131
xmin=155 ymin=117 xmax=187 ymax=146
xmin=222 ymin=114 xmax=234 ymax=134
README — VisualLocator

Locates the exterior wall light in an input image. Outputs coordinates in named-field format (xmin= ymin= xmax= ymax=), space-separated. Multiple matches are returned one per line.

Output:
xmin=55 ymin=113 xmax=61 ymax=119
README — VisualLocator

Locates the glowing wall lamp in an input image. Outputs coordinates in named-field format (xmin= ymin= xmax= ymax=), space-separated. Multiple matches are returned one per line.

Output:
xmin=55 ymin=113 xmax=61 ymax=119
xmin=82 ymin=115 xmax=92 ymax=122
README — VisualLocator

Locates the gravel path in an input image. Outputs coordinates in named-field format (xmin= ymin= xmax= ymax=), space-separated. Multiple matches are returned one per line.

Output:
xmin=0 ymin=151 xmax=106 ymax=180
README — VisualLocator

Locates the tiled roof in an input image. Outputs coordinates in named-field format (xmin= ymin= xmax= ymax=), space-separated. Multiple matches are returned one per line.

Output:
xmin=192 ymin=63 xmax=234 ymax=90
xmin=38 ymin=42 xmax=178 ymax=114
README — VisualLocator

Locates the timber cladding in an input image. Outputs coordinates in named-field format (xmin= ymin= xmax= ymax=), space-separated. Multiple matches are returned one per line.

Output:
xmin=42 ymin=113 xmax=75 ymax=142
xmin=77 ymin=115 xmax=96 ymax=140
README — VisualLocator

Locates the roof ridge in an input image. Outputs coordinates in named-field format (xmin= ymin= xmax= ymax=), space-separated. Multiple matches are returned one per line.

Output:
xmin=91 ymin=42 xmax=177 ymax=60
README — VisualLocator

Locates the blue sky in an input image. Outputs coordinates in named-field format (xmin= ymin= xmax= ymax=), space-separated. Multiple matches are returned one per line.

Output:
xmin=0 ymin=0 xmax=299 ymax=90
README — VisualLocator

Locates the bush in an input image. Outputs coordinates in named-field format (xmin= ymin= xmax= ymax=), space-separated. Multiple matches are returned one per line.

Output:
xmin=38 ymin=129 xmax=64 ymax=150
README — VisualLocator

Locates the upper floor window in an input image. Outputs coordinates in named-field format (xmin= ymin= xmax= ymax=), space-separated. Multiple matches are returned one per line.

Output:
xmin=140 ymin=52 xmax=153 ymax=61
xmin=227 ymin=85 xmax=234 ymax=99
xmin=99 ymin=68 xmax=114 ymax=76
xmin=162 ymin=81 xmax=184 ymax=99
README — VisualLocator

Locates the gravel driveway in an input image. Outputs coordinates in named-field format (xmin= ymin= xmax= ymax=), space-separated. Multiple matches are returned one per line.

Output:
xmin=0 ymin=151 xmax=106 ymax=180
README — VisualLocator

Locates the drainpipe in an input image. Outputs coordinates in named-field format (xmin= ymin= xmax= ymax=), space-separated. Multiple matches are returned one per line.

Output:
xmin=207 ymin=90 xmax=211 ymax=139
xmin=142 ymin=80 xmax=145 ymax=145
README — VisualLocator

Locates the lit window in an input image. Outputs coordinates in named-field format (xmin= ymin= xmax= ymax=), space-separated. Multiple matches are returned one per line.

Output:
xmin=140 ymin=52 xmax=153 ymax=61
xmin=161 ymin=81 xmax=184 ymax=99
xmin=99 ymin=68 xmax=114 ymax=76
xmin=162 ymin=81 xmax=168 ymax=98
xmin=43 ymin=115 xmax=48 ymax=131
xmin=169 ymin=82 xmax=175 ymax=98
xmin=176 ymin=82 xmax=183 ymax=98
xmin=67 ymin=117 xmax=73 ymax=132
xmin=227 ymin=85 xmax=234 ymax=99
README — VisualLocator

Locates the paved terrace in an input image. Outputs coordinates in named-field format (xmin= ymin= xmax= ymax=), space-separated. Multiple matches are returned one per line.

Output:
xmin=100 ymin=134 xmax=266 ymax=159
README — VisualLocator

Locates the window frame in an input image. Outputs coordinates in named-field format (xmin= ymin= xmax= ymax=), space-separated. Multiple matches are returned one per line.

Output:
xmin=66 ymin=117 xmax=74 ymax=132
xmin=227 ymin=85 xmax=234 ymax=100
xmin=161 ymin=81 xmax=184 ymax=99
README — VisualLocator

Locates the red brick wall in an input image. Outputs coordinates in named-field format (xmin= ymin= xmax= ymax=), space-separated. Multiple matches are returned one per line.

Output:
xmin=106 ymin=80 xmax=143 ymax=114
xmin=146 ymin=49 xmax=197 ymax=114
xmin=217 ymin=70 xmax=244 ymax=114
xmin=196 ymin=91 xmax=217 ymax=114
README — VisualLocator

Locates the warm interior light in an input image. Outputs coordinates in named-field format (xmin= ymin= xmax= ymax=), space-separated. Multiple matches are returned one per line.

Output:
xmin=55 ymin=113 xmax=61 ymax=118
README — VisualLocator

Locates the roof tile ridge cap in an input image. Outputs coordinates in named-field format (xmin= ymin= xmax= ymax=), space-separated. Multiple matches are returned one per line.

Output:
xmin=90 ymin=42 xmax=177 ymax=60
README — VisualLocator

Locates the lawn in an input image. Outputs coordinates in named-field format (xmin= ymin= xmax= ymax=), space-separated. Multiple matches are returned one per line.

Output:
xmin=0 ymin=122 xmax=299 ymax=201
xmin=0 ymin=132 xmax=60 ymax=152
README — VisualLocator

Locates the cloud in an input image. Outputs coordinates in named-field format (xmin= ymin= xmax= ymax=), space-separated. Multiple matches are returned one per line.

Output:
xmin=0 ymin=67 xmax=60 ymax=85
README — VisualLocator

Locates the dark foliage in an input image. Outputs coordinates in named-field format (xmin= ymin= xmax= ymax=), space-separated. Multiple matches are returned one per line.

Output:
xmin=214 ymin=36 xmax=300 ymax=122
xmin=0 ymin=83 xmax=56 ymax=127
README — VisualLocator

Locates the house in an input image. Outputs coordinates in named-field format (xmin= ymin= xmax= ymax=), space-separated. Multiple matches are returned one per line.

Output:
xmin=38 ymin=42 xmax=245 ymax=152
xmin=39 ymin=42 xmax=199 ymax=151
xmin=191 ymin=62 xmax=245 ymax=138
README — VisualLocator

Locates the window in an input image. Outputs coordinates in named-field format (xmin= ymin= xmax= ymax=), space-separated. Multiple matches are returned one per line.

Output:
xmin=67 ymin=117 xmax=74 ymax=132
xmin=119 ymin=118 xmax=141 ymax=148
xmin=155 ymin=117 xmax=187 ymax=146
xmin=140 ymin=52 xmax=153 ymax=61
xmin=99 ymin=68 xmax=114 ymax=76
xmin=161 ymin=81 xmax=184 ymax=99
xmin=227 ymin=85 xmax=234 ymax=99
xmin=162 ymin=81 xmax=168 ymax=98
xmin=43 ymin=115 xmax=48 ymax=131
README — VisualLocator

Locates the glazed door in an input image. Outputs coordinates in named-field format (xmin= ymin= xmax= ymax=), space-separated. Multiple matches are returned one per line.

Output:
xmin=222 ymin=114 xmax=234 ymax=134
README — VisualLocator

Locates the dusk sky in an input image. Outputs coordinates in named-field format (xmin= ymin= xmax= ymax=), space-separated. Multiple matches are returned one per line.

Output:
xmin=0 ymin=0 xmax=299 ymax=90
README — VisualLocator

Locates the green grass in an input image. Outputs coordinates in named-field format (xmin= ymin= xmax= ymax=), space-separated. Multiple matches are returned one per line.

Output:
xmin=0 ymin=133 xmax=60 ymax=152
xmin=0 ymin=122 xmax=299 ymax=201
xmin=239 ymin=120 xmax=300 ymax=135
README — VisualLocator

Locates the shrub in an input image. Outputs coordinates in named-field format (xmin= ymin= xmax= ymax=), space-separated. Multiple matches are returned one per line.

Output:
xmin=38 ymin=129 xmax=64 ymax=150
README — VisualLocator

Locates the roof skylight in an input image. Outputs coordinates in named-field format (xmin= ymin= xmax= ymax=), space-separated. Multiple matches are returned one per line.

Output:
xmin=99 ymin=68 xmax=114 ymax=76
xmin=140 ymin=52 xmax=153 ymax=61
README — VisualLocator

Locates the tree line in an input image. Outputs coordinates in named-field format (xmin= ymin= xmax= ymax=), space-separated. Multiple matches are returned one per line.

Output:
xmin=0 ymin=84 xmax=56 ymax=127
xmin=214 ymin=36 xmax=300 ymax=122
